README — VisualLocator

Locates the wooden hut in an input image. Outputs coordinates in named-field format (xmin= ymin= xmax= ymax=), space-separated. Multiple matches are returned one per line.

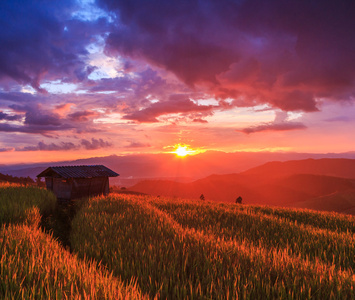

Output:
xmin=37 ymin=165 xmax=119 ymax=201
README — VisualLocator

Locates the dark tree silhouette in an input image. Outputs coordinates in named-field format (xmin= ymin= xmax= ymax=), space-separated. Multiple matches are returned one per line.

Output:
xmin=0 ymin=172 xmax=35 ymax=185
xmin=200 ymin=194 xmax=205 ymax=201
xmin=236 ymin=196 xmax=242 ymax=204
xmin=36 ymin=177 xmax=45 ymax=187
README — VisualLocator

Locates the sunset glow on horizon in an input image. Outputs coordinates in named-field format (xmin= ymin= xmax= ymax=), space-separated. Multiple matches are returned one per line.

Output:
xmin=170 ymin=144 xmax=203 ymax=157
xmin=0 ymin=1 xmax=354 ymax=165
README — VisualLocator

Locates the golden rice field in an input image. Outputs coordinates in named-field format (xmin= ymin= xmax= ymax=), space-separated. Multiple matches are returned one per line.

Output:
xmin=0 ymin=183 xmax=145 ymax=299
xmin=2 ymin=183 xmax=355 ymax=299
xmin=71 ymin=194 xmax=355 ymax=299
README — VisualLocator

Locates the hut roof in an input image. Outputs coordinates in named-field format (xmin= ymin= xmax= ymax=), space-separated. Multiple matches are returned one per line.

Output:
xmin=37 ymin=165 xmax=119 ymax=179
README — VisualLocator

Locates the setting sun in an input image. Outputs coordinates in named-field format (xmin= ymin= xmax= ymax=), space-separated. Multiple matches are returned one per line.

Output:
xmin=169 ymin=144 xmax=204 ymax=157
xmin=175 ymin=146 xmax=189 ymax=157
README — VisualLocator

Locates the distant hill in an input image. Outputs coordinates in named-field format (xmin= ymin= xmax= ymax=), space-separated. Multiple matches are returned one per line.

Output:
xmin=130 ymin=158 xmax=355 ymax=214
xmin=2 ymin=152 xmax=355 ymax=185
xmin=242 ymin=158 xmax=355 ymax=179
xmin=290 ymin=190 xmax=355 ymax=213
xmin=276 ymin=174 xmax=355 ymax=196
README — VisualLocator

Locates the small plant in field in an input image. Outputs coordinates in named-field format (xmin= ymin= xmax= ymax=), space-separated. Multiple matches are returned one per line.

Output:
xmin=235 ymin=196 xmax=242 ymax=204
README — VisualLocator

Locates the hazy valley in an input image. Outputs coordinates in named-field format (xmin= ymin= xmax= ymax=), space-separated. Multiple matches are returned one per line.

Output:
xmin=2 ymin=152 xmax=355 ymax=215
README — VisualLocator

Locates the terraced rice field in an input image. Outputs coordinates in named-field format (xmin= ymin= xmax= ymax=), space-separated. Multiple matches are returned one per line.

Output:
xmin=71 ymin=194 xmax=355 ymax=299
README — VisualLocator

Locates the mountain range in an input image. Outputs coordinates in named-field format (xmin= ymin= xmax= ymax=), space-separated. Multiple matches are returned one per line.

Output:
xmin=129 ymin=158 xmax=355 ymax=215
xmin=2 ymin=152 xmax=355 ymax=214
xmin=2 ymin=151 xmax=355 ymax=183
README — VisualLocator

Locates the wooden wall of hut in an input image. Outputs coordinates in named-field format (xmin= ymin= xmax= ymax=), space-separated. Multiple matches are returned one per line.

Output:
xmin=44 ymin=176 xmax=109 ymax=200
xmin=71 ymin=177 xmax=109 ymax=199
xmin=45 ymin=177 xmax=72 ymax=200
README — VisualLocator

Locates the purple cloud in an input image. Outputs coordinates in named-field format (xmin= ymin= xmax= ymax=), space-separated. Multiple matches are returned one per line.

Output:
xmin=0 ymin=111 xmax=22 ymax=121
xmin=68 ymin=110 xmax=98 ymax=122
xmin=14 ymin=138 xmax=113 ymax=151
xmin=237 ymin=111 xmax=307 ymax=134
xmin=0 ymin=123 xmax=72 ymax=134
xmin=0 ymin=0 xmax=110 ymax=91
xmin=24 ymin=111 xmax=62 ymax=126
xmin=124 ymin=141 xmax=151 ymax=148
xmin=0 ymin=147 xmax=13 ymax=152
xmin=123 ymin=95 xmax=214 ymax=122
xmin=193 ymin=118 xmax=208 ymax=124
xmin=81 ymin=138 xmax=113 ymax=150
xmin=237 ymin=122 xmax=307 ymax=134
xmin=17 ymin=141 xmax=78 ymax=152
xmin=98 ymin=0 xmax=355 ymax=112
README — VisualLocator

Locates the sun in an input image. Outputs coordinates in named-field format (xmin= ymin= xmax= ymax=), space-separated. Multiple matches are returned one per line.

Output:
xmin=166 ymin=143 xmax=205 ymax=157
xmin=175 ymin=145 xmax=189 ymax=157
xmin=170 ymin=144 xmax=205 ymax=157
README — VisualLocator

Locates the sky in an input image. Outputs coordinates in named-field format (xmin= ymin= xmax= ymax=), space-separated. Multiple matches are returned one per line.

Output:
xmin=0 ymin=0 xmax=355 ymax=164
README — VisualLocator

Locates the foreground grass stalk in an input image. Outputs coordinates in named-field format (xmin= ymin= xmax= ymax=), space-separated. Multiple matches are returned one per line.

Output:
xmin=0 ymin=184 xmax=56 ymax=227
xmin=0 ymin=224 xmax=146 ymax=299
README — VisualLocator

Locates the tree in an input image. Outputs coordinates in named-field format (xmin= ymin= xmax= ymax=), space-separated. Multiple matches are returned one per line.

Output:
xmin=236 ymin=196 xmax=242 ymax=204
xmin=200 ymin=194 xmax=205 ymax=201
xmin=36 ymin=177 xmax=45 ymax=187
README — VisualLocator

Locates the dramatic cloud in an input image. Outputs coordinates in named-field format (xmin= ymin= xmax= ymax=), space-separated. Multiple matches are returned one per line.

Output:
xmin=24 ymin=111 xmax=62 ymax=126
xmin=0 ymin=0 xmax=110 ymax=90
xmin=193 ymin=118 xmax=208 ymax=124
xmin=0 ymin=91 xmax=40 ymax=103
xmin=237 ymin=111 xmax=307 ymax=134
xmin=1 ymin=0 xmax=355 ymax=161
xmin=238 ymin=122 xmax=306 ymax=134
xmin=123 ymin=94 xmax=214 ymax=122
xmin=17 ymin=141 xmax=78 ymax=152
xmin=68 ymin=110 xmax=98 ymax=122
xmin=0 ymin=101 xmax=104 ymax=135
xmin=99 ymin=0 xmax=355 ymax=112
xmin=0 ymin=111 xmax=22 ymax=121
xmin=15 ymin=139 xmax=113 ymax=151
xmin=0 ymin=104 xmax=71 ymax=134
xmin=0 ymin=123 xmax=72 ymax=134
xmin=124 ymin=141 xmax=151 ymax=148
xmin=81 ymin=138 xmax=113 ymax=150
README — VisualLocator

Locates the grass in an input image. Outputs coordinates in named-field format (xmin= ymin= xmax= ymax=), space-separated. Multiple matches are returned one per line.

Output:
xmin=0 ymin=184 xmax=146 ymax=299
xmin=2 ymin=184 xmax=355 ymax=299
xmin=71 ymin=194 xmax=355 ymax=299
xmin=0 ymin=183 xmax=56 ymax=227
xmin=152 ymin=199 xmax=355 ymax=272
xmin=0 ymin=224 xmax=146 ymax=299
